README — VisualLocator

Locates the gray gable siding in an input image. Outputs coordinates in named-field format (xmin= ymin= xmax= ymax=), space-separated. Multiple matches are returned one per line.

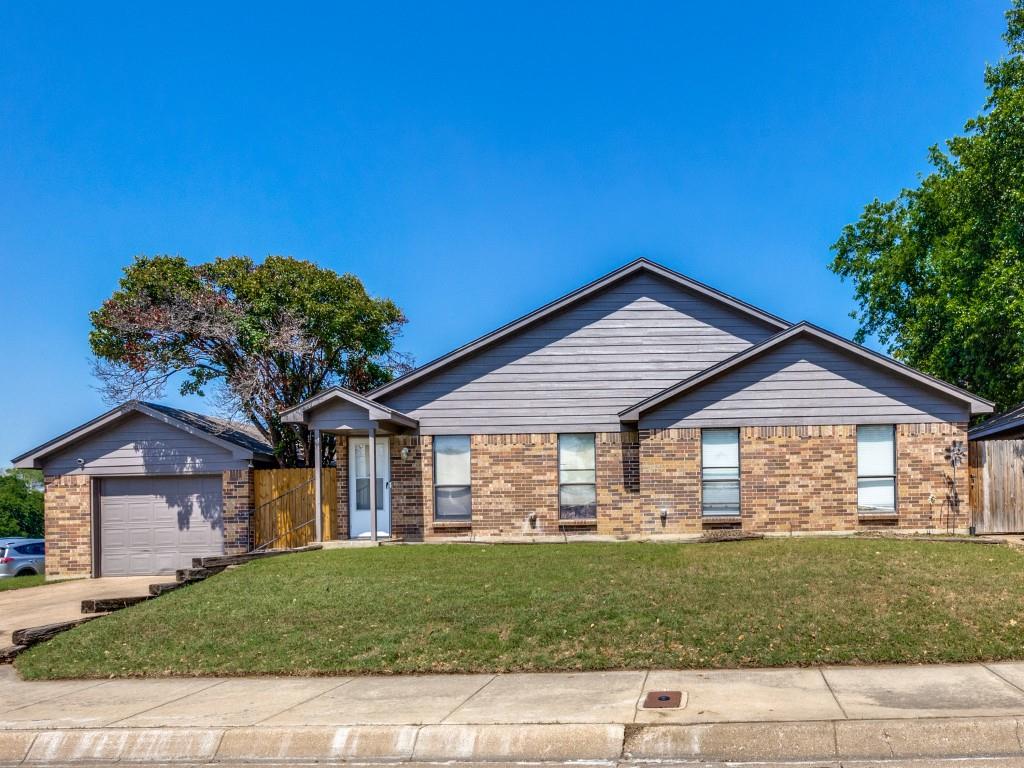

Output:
xmin=306 ymin=400 xmax=379 ymax=432
xmin=379 ymin=271 xmax=778 ymax=434
xmin=42 ymin=412 xmax=249 ymax=476
xmin=640 ymin=336 xmax=969 ymax=429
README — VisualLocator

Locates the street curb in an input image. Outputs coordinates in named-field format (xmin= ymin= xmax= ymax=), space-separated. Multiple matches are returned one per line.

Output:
xmin=0 ymin=718 xmax=1020 ymax=763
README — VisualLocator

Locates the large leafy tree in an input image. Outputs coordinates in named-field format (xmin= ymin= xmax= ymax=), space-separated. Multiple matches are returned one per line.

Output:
xmin=90 ymin=255 xmax=410 ymax=466
xmin=830 ymin=1 xmax=1024 ymax=413
xmin=0 ymin=469 xmax=44 ymax=538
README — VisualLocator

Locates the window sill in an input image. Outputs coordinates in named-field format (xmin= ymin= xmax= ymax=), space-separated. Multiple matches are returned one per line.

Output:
xmin=432 ymin=520 xmax=472 ymax=529
xmin=702 ymin=515 xmax=742 ymax=522
xmin=858 ymin=511 xmax=899 ymax=521
xmin=558 ymin=518 xmax=597 ymax=527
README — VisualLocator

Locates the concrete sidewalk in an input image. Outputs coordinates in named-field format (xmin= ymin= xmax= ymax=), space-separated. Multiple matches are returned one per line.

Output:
xmin=4 ymin=662 xmax=1024 ymax=763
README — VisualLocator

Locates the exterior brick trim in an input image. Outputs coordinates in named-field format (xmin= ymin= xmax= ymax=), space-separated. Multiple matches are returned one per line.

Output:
xmin=222 ymin=469 xmax=254 ymax=554
xmin=43 ymin=474 xmax=93 ymax=578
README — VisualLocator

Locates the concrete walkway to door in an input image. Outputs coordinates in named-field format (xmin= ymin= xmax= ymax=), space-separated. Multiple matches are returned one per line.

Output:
xmin=0 ymin=576 xmax=153 ymax=645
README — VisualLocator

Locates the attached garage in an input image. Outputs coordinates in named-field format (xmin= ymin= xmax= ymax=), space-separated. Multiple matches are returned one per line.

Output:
xmin=99 ymin=475 xmax=225 ymax=576
xmin=12 ymin=401 xmax=274 ymax=578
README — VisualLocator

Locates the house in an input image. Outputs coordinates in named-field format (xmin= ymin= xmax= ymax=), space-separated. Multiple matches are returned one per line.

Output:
xmin=14 ymin=259 xmax=993 ymax=578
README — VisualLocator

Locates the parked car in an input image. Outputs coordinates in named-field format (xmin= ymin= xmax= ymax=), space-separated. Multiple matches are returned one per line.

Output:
xmin=0 ymin=539 xmax=45 ymax=577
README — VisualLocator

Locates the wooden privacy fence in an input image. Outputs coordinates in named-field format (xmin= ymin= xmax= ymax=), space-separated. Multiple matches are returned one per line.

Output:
xmin=252 ymin=468 xmax=337 ymax=550
xmin=970 ymin=439 xmax=1024 ymax=534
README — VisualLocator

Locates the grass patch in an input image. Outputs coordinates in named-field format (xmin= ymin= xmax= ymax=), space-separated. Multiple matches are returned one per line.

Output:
xmin=0 ymin=574 xmax=47 ymax=592
xmin=16 ymin=539 xmax=1024 ymax=678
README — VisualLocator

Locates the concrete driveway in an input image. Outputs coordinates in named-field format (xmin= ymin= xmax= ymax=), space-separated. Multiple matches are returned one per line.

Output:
xmin=0 ymin=577 xmax=154 ymax=645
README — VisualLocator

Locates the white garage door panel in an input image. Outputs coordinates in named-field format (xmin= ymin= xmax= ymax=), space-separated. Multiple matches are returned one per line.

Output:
xmin=100 ymin=476 xmax=224 ymax=576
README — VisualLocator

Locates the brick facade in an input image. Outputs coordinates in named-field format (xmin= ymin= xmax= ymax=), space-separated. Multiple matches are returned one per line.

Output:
xmin=42 ymin=422 xmax=971 ymax=576
xmin=382 ymin=422 xmax=970 ymax=539
xmin=637 ymin=428 xmax=702 ymax=534
xmin=740 ymin=425 xmax=859 ymax=533
xmin=222 ymin=469 xmax=255 ymax=554
xmin=43 ymin=474 xmax=93 ymax=578
xmin=896 ymin=422 xmax=969 ymax=531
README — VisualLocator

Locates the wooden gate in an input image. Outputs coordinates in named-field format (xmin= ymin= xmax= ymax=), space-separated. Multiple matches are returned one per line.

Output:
xmin=970 ymin=439 xmax=1024 ymax=533
xmin=252 ymin=468 xmax=337 ymax=550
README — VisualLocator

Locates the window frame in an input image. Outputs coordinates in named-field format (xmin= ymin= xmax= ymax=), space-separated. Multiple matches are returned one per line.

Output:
xmin=856 ymin=424 xmax=897 ymax=514
xmin=433 ymin=435 xmax=472 ymax=521
xmin=701 ymin=428 xmax=741 ymax=517
xmin=558 ymin=433 xmax=597 ymax=520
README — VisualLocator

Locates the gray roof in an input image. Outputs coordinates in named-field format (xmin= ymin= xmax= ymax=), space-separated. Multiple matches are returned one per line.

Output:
xmin=969 ymin=402 xmax=1024 ymax=440
xmin=140 ymin=402 xmax=274 ymax=455
xmin=12 ymin=400 xmax=274 ymax=467
xmin=619 ymin=322 xmax=995 ymax=421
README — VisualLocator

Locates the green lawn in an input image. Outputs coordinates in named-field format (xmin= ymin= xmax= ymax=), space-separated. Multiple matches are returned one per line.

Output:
xmin=16 ymin=539 xmax=1024 ymax=679
xmin=0 ymin=574 xmax=46 ymax=592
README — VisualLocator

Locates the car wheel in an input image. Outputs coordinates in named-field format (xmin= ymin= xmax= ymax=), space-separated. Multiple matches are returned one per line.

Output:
xmin=14 ymin=569 xmax=35 ymax=577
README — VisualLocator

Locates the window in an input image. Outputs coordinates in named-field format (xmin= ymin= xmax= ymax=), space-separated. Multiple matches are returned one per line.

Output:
xmin=559 ymin=433 xmax=596 ymax=519
xmin=702 ymin=429 xmax=740 ymax=516
xmin=434 ymin=435 xmax=471 ymax=520
xmin=857 ymin=424 xmax=896 ymax=512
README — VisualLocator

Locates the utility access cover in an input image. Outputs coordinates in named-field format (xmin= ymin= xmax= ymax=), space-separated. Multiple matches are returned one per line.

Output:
xmin=643 ymin=690 xmax=683 ymax=709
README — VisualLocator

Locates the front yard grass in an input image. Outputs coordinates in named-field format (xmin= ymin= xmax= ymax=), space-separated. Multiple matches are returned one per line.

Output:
xmin=0 ymin=574 xmax=46 ymax=592
xmin=16 ymin=539 xmax=1024 ymax=678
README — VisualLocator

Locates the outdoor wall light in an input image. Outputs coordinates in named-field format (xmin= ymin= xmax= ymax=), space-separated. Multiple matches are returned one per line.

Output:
xmin=528 ymin=511 xmax=537 ymax=527
xmin=659 ymin=508 xmax=669 ymax=524
xmin=400 ymin=446 xmax=411 ymax=460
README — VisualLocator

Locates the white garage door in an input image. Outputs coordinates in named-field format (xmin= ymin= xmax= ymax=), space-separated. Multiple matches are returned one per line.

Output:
xmin=100 ymin=476 xmax=225 ymax=576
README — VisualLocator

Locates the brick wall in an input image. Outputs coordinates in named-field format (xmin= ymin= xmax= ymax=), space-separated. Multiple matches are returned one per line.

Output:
xmin=221 ymin=469 xmax=254 ymax=554
xmin=596 ymin=431 xmax=642 ymax=536
xmin=637 ymin=428 xmax=702 ymax=534
xmin=897 ymin=422 xmax=969 ymax=531
xmin=740 ymin=425 xmax=859 ymax=533
xmin=335 ymin=435 xmax=349 ymax=540
xmin=463 ymin=433 xmax=560 ymax=536
xmin=346 ymin=422 xmax=971 ymax=540
xmin=390 ymin=435 xmax=426 ymax=539
xmin=43 ymin=474 xmax=92 ymax=578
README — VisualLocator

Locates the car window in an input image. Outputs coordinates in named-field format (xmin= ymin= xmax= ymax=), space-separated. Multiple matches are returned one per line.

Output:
xmin=13 ymin=545 xmax=29 ymax=555
xmin=14 ymin=544 xmax=44 ymax=556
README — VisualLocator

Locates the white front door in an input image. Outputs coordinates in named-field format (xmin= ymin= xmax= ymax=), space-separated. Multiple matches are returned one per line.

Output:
xmin=349 ymin=437 xmax=391 ymax=538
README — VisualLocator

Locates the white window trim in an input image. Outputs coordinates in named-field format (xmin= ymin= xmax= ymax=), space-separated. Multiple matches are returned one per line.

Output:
xmin=857 ymin=424 xmax=897 ymax=515
xmin=701 ymin=428 xmax=741 ymax=517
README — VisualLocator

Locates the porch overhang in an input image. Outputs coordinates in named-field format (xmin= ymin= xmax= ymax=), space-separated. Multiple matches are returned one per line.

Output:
xmin=280 ymin=386 xmax=419 ymax=434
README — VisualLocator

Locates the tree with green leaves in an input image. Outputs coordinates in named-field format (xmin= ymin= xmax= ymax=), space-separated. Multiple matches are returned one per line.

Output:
xmin=830 ymin=1 xmax=1024 ymax=414
xmin=0 ymin=469 xmax=44 ymax=538
xmin=90 ymin=255 xmax=410 ymax=466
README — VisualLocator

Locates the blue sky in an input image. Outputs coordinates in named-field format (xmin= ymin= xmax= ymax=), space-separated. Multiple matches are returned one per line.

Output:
xmin=0 ymin=1 xmax=1009 ymax=463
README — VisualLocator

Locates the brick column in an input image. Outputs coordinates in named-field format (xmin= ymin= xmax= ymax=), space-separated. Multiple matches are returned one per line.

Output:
xmin=222 ymin=469 xmax=254 ymax=554
xmin=391 ymin=435 xmax=427 ymax=539
xmin=336 ymin=435 xmax=349 ymax=539
xmin=43 ymin=474 xmax=93 ymax=578
xmin=596 ymin=430 xmax=641 ymax=536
